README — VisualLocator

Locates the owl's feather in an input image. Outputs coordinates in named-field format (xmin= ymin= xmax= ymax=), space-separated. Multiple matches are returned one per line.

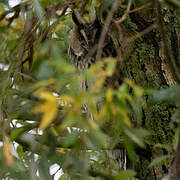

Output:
xmin=68 ymin=11 xmax=127 ymax=171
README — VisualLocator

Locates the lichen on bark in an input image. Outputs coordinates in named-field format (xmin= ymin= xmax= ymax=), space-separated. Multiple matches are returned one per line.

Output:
xmin=112 ymin=5 xmax=180 ymax=178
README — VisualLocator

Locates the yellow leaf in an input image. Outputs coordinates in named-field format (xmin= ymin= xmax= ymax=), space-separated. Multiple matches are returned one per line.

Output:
xmin=56 ymin=147 xmax=71 ymax=154
xmin=0 ymin=4 xmax=4 ymax=13
xmin=124 ymin=78 xmax=134 ymax=88
xmin=88 ymin=62 xmax=106 ymax=92
xmin=88 ymin=118 xmax=99 ymax=130
xmin=1 ymin=19 xmax=8 ymax=26
xmin=104 ymin=58 xmax=116 ymax=76
xmin=33 ymin=78 xmax=56 ymax=89
xmin=59 ymin=95 xmax=74 ymax=104
xmin=50 ymin=126 xmax=58 ymax=136
xmin=14 ymin=18 xmax=24 ymax=30
xmin=3 ymin=139 xmax=13 ymax=165
xmin=96 ymin=106 xmax=106 ymax=121
xmin=106 ymin=89 xmax=113 ymax=102
xmin=33 ymin=91 xmax=58 ymax=130
xmin=55 ymin=23 xmax=63 ymax=31
xmin=96 ymin=0 xmax=102 ymax=7
xmin=118 ymin=108 xmax=132 ymax=127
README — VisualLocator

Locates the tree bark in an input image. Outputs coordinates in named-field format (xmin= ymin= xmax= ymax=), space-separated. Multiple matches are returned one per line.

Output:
xmin=111 ymin=4 xmax=180 ymax=179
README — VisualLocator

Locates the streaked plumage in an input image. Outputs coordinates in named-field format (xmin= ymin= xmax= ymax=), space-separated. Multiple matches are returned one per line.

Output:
xmin=68 ymin=12 xmax=116 ymax=71
xmin=68 ymin=11 xmax=126 ymax=171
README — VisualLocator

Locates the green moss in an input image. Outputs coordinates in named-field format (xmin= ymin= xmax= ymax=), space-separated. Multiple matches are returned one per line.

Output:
xmin=145 ymin=103 xmax=174 ymax=145
xmin=122 ymin=40 xmax=158 ymax=88
xmin=116 ymin=8 xmax=180 ymax=179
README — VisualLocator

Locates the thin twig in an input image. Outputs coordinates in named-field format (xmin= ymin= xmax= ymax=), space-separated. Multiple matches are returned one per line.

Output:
xmin=125 ymin=23 xmax=157 ymax=45
xmin=96 ymin=1 xmax=121 ymax=61
xmin=128 ymin=2 xmax=152 ymax=14
xmin=115 ymin=0 xmax=132 ymax=24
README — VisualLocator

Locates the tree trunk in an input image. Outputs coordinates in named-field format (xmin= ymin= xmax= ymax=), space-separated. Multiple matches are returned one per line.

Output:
xmin=112 ymin=5 xmax=180 ymax=179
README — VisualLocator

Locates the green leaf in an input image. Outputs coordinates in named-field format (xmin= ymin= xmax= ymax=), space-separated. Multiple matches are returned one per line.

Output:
xmin=38 ymin=155 xmax=53 ymax=180
xmin=1 ymin=63 xmax=13 ymax=94
xmin=114 ymin=170 xmax=136 ymax=180
xmin=59 ymin=173 xmax=69 ymax=180
xmin=124 ymin=128 xmax=148 ymax=148
xmin=173 ymin=129 xmax=180 ymax=151
xmin=152 ymin=85 xmax=180 ymax=103
xmin=148 ymin=155 xmax=170 ymax=168
xmin=124 ymin=136 xmax=136 ymax=163
xmin=10 ymin=124 xmax=37 ymax=141
xmin=0 ymin=99 xmax=2 ymax=121
xmin=63 ymin=130 xmax=80 ymax=147
xmin=17 ymin=145 xmax=24 ymax=157
xmin=105 ymin=58 xmax=116 ymax=76
xmin=100 ymin=0 xmax=118 ymax=12
xmin=88 ymin=128 xmax=110 ymax=150
xmin=154 ymin=143 xmax=171 ymax=151
xmin=33 ymin=0 xmax=45 ymax=20
xmin=134 ymin=86 xmax=144 ymax=97
xmin=37 ymin=62 xmax=54 ymax=80
xmin=0 ymin=0 xmax=8 ymax=5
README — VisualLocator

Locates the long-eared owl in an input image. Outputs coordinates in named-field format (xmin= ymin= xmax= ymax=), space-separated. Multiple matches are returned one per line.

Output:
xmin=68 ymin=11 xmax=127 ymax=171
xmin=68 ymin=11 xmax=116 ymax=71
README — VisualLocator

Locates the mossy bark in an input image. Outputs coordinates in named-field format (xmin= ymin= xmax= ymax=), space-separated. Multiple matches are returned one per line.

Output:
xmin=112 ymin=6 xmax=180 ymax=179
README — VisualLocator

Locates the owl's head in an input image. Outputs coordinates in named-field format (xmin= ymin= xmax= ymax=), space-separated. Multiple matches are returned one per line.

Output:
xmin=69 ymin=11 xmax=101 ymax=57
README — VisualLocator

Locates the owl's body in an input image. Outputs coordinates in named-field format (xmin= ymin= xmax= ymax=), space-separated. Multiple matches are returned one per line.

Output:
xmin=68 ymin=12 xmax=127 ymax=171
xmin=68 ymin=12 xmax=116 ymax=71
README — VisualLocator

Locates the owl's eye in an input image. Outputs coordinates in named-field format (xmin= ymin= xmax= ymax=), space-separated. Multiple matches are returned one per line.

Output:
xmin=80 ymin=29 xmax=89 ymax=45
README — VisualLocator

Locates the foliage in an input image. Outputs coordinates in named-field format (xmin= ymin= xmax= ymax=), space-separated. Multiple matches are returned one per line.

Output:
xmin=0 ymin=0 xmax=180 ymax=180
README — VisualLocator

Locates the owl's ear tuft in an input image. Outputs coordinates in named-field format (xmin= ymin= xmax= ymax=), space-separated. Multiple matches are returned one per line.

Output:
xmin=72 ymin=11 xmax=82 ymax=26
xmin=92 ymin=10 xmax=100 ymax=27
xmin=93 ymin=16 xmax=100 ymax=27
